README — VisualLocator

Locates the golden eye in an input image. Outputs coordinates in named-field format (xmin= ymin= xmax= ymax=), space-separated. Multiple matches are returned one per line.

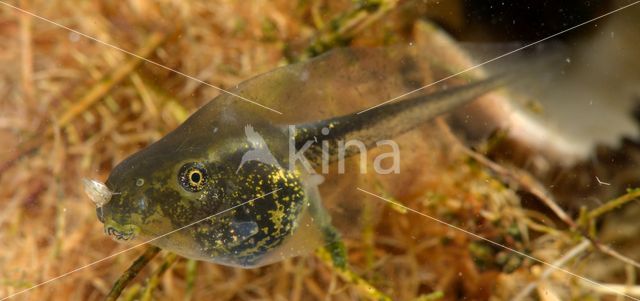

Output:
xmin=188 ymin=169 xmax=203 ymax=185
xmin=178 ymin=163 xmax=208 ymax=192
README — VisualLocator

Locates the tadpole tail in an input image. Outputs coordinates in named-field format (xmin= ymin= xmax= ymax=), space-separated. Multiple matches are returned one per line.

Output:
xmin=293 ymin=73 xmax=512 ymax=165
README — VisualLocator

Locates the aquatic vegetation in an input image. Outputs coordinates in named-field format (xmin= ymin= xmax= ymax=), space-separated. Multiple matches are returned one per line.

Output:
xmin=2 ymin=1 xmax=640 ymax=300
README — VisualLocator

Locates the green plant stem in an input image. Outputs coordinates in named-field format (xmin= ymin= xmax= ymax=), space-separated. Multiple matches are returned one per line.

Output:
xmin=105 ymin=245 xmax=161 ymax=301
xmin=184 ymin=259 xmax=197 ymax=301
xmin=140 ymin=252 xmax=179 ymax=301
xmin=587 ymin=188 xmax=640 ymax=221
xmin=294 ymin=0 xmax=399 ymax=62
xmin=316 ymin=247 xmax=391 ymax=301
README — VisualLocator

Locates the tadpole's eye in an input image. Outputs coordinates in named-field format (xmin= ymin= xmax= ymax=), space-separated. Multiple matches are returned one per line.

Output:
xmin=178 ymin=163 xmax=208 ymax=192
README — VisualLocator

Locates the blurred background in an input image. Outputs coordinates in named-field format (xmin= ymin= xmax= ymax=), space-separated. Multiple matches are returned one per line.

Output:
xmin=1 ymin=0 xmax=640 ymax=300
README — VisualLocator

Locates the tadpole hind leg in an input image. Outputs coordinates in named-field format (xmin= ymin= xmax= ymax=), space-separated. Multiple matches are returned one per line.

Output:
xmin=305 ymin=184 xmax=348 ymax=268
xmin=321 ymin=222 xmax=348 ymax=268
xmin=305 ymin=183 xmax=391 ymax=300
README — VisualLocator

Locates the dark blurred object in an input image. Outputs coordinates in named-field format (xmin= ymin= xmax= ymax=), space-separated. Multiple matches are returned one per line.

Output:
xmin=456 ymin=0 xmax=611 ymax=41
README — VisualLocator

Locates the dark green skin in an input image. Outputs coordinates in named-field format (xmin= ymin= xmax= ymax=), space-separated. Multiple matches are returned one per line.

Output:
xmin=99 ymin=48 xmax=507 ymax=268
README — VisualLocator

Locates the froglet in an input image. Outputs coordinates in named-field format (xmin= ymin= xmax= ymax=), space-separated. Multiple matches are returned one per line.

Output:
xmin=84 ymin=47 xmax=509 ymax=268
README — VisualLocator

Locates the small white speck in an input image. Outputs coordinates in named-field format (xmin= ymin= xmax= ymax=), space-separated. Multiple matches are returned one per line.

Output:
xmin=565 ymin=57 xmax=571 ymax=63
xmin=68 ymin=32 xmax=80 ymax=42
xmin=595 ymin=176 xmax=611 ymax=186
xmin=138 ymin=198 xmax=147 ymax=210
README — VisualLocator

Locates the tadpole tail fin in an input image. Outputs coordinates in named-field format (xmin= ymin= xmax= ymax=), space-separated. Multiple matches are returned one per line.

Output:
xmin=291 ymin=42 xmax=566 ymax=166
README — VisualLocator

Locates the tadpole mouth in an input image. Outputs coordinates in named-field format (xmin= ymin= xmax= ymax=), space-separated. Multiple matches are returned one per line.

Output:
xmin=105 ymin=225 xmax=137 ymax=241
